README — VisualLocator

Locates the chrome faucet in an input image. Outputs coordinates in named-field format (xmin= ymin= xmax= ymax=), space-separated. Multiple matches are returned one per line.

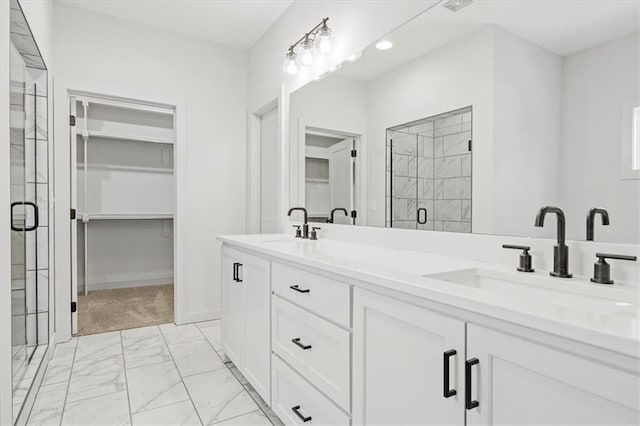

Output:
xmin=534 ymin=206 xmax=572 ymax=278
xmin=328 ymin=208 xmax=348 ymax=223
xmin=586 ymin=207 xmax=610 ymax=241
xmin=288 ymin=207 xmax=309 ymax=239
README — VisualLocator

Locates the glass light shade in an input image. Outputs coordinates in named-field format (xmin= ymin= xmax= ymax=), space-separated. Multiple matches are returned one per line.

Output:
xmin=299 ymin=39 xmax=314 ymax=66
xmin=283 ymin=51 xmax=298 ymax=75
xmin=314 ymin=24 xmax=333 ymax=54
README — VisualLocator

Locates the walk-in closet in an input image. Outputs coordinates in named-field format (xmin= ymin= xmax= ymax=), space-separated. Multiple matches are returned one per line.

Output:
xmin=70 ymin=94 xmax=175 ymax=335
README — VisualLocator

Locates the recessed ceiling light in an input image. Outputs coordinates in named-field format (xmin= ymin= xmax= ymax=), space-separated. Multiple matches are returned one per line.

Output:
xmin=376 ymin=40 xmax=393 ymax=50
xmin=442 ymin=0 xmax=474 ymax=12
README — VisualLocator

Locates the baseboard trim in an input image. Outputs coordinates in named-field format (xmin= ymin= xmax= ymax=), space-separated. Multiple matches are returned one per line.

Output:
xmin=79 ymin=277 xmax=173 ymax=292
xmin=180 ymin=309 xmax=220 ymax=325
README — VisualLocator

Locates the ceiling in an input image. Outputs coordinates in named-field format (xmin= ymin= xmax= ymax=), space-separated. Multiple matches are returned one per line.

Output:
xmin=339 ymin=0 xmax=640 ymax=81
xmin=56 ymin=0 xmax=294 ymax=50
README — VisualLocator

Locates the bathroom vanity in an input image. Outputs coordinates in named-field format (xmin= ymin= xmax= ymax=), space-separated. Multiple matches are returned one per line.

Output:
xmin=218 ymin=234 xmax=640 ymax=426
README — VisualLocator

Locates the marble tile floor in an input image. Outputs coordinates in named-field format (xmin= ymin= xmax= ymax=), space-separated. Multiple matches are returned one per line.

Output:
xmin=28 ymin=321 xmax=283 ymax=426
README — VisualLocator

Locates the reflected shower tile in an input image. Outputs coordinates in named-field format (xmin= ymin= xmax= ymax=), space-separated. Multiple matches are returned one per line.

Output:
xmin=434 ymin=179 xmax=443 ymax=200
xmin=25 ymin=68 xmax=47 ymax=96
xmin=418 ymin=157 xmax=433 ymax=178
xmin=462 ymin=111 xmax=472 ymax=123
xmin=435 ymin=114 xmax=462 ymax=129
xmin=25 ymin=227 xmax=48 ymax=271
xmin=391 ymin=176 xmax=417 ymax=199
xmin=419 ymin=178 xmax=433 ymax=200
xmin=434 ymin=124 xmax=462 ymax=137
xmin=433 ymin=220 xmax=444 ymax=231
xmin=25 ymin=184 xmax=47 ymax=226
xmin=392 ymin=154 xmax=409 ymax=176
xmin=443 ymin=177 xmax=471 ymax=199
xmin=443 ymin=131 xmax=471 ymax=157
xmin=434 ymin=156 xmax=461 ymax=178
xmin=461 ymin=154 xmax=471 ymax=177
xmin=462 ymin=121 xmax=471 ymax=132
xmin=462 ymin=200 xmax=472 ymax=222
xmin=25 ymin=270 xmax=48 ymax=313
xmin=421 ymin=137 xmax=434 ymax=158
xmin=392 ymin=220 xmax=416 ymax=230
xmin=392 ymin=198 xmax=408 ymax=221
xmin=391 ymin=134 xmax=417 ymax=155
xmin=407 ymin=199 xmax=417 ymax=222
xmin=10 ymin=144 xmax=25 ymax=184
xmin=11 ymin=128 xmax=25 ymax=146
xmin=409 ymin=121 xmax=434 ymax=136
xmin=434 ymin=200 xmax=462 ymax=221
xmin=11 ymin=33 xmax=40 ymax=57
xmin=443 ymin=221 xmax=471 ymax=233
xmin=434 ymin=137 xmax=444 ymax=157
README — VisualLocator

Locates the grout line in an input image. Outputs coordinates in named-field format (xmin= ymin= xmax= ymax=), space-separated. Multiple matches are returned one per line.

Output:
xmin=59 ymin=336 xmax=80 ymax=424
xmin=158 ymin=325 xmax=205 ymax=426
xmin=119 ymin=330 xmax=134 ymax=426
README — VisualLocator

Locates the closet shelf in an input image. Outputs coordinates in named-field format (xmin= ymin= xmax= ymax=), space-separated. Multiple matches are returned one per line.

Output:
xmin=81 ymin=129 xmax=173 ymax=145
xmin=78 ymin=213 xmax=174 ymax=221
xmin=76 ymin=163 xmax=173 ymax=174
xmin=305 ymin=178 xmax=330 ymax=183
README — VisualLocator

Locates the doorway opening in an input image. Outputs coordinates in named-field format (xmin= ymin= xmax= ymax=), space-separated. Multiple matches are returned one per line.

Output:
xmin=304 ymin=127 xmax=359 ymax=225
xmin=69 ymin=93 xmax=176 ymax=336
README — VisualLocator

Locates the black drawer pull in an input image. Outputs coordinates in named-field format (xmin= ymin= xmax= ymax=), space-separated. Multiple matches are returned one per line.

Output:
xmin=465 ymin=358 xmax=479 ymax=410
xmin=232 ymin=262 xmax=238 ymax=282
xmin=236 ymin=263 xmax=243 ymax=282
xmin=290 ymin=284 xmax=310 ymax=293
xmin=291 ymin=338 xmax=312 ymax=350
xmin=291 ymin=405 xmax=312 ymax=422
xmin=443 ymin=349 xmax=457 ymax=398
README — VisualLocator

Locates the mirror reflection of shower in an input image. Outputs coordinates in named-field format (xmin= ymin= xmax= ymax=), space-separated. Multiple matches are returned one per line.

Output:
xmin=387 ymin=106 xmax=472 ymax=232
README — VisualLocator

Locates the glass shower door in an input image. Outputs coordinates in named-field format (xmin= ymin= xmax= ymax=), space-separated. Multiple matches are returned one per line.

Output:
xmin=387 ymin=129 xmax=419 ymax=229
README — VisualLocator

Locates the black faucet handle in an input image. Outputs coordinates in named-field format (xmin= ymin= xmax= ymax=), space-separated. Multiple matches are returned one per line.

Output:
xmin=292 ymin=225 xmax=302 ymax=238
xmin=502 ymin=244 xmax=534 ymax=272
xmin=595 ymin=253 xmax=637 ymax=262
xmin=310 ymin=227 xmax=321 ymax=241
xmin=591 ymin=253 xmax=637 ymax=285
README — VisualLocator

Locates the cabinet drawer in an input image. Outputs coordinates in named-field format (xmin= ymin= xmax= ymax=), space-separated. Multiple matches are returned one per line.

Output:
xmin=272 ymin=296 xmax=351 ymax=411
xmin=272 ymin=355 xmax=350 ymax=426
xmin=272 ymin=262 xmax=351 ymax=327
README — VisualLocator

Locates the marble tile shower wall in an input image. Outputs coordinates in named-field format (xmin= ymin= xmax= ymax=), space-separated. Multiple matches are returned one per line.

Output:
xmin=387 ymin=109 xmax=472 ymax=232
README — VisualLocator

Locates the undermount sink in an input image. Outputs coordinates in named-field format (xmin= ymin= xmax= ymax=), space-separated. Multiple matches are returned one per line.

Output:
xmin=424 ymin=268 xmax=637 ymax=313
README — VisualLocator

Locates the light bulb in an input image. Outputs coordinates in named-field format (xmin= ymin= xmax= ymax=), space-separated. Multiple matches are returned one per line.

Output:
xmin=376 ymin=40 xmax=393 ymax=50
xmin=314 ymin=23 xmax=333 ymax=55
xmin=283 ymin=51 xmax=298 ymax=75
xmin=299 ymin=37 xmax=314 ymax=66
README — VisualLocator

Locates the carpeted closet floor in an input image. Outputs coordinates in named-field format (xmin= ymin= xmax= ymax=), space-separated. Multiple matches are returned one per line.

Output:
xmin=77 ymin=284 xmax=174 ymax=336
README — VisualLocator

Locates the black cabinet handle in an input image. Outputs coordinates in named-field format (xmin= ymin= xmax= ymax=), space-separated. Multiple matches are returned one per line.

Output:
xmin=443 ymin=349 xmax=457 ymax=398
xmin=291 ymin=338 xmax=312 ymax=350
xmin=291 ymin=405 xmax=312 ymax=422
xmin=289 ymin=284 xmax=310 ymax=293
xmin=465 ymin=358 xmax=479 ymax=410
xmin=417 ymin=207 xmax=428 ymax=225
xmin=236 ymin=263 xmax=243 ymax=282
xmin=11 ymin=201 xmax=39 ymax=232
xmin=232 ymin=262 xmax=238 ymax=282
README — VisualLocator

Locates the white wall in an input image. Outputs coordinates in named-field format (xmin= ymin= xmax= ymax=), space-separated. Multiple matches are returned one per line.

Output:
xmin=492 ymin=27 xmax=563 ymax=239
xmin=53 ymin=3 xmax=248 ymax=339
xmin=560 ymin=34 xmax=640 ymax=244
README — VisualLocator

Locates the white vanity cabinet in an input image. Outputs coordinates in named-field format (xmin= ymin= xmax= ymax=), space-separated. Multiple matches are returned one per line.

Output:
xmin=221 ymin=246 xmax=271 ymax=403
xmin=353 ymin=287 xmax=466 ymax=425
xmin=466 ymin=324 xmax=640 ymax=426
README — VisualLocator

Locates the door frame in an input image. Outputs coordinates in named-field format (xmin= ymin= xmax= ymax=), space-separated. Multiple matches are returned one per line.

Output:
xmin=297 ymin=124 xmax=363 ymax=225
xmin=63 ymin=89 xmax=187 ymax=337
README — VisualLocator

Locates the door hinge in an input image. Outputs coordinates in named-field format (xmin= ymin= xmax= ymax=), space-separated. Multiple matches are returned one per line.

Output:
xmin=351 ymin=210 xmax=357 ymax=219
xmin=351 ymin=149 xmax=357 ymax=158
xmin=71 ymin=301 xmax=77 ymax=313
xmin=70 ymin=115 xmax=76 ymax=126
xmin=70 ymin=208 xmax=76 ymax=220
xmin=468 ymin=140 xmax=472 ymax=152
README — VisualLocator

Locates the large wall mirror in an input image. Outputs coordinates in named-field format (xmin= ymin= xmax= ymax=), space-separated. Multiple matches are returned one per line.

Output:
xmin=289 ymin=0 xmax=639 ymax=244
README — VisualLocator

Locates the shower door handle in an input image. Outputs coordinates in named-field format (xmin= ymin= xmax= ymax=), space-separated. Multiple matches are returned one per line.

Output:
xmin=10 ymin=202 xmax=39 ymax=232
xmin=417 ymin=207 xmax=428 ymax=225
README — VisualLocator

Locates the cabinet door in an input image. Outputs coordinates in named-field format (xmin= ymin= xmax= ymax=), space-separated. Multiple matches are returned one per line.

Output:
xmin=466 ymin=324 xmax=640 ymax=426
xmin=221 ymin=247 xmax=244 ymax=368
xmin=242 ymin=251 xmax=272 ymax=404
xmin=353 ymin=288 xmax=466 ymax=425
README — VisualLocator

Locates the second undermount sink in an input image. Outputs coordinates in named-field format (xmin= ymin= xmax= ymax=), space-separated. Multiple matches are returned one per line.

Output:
xmin=423 ymin=268 xmax=637 ymax=313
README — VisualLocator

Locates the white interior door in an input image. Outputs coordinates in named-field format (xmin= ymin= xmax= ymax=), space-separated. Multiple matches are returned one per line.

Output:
xmin=329 ymin=139 xmax=353 ymax=224
xmin=260 ymin=107 xmax=279 ymax=233
xmin=69 ymin=97 xmax=78 ymax=334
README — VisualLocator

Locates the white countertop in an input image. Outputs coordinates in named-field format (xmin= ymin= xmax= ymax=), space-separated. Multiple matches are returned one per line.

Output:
xmin=218 ymin=233 xmax=640 ymax=358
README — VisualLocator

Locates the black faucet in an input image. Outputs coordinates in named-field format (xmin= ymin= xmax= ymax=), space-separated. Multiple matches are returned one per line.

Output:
xmin=288 ymin=207 xmax=309 ymax=239
xmin=586 ymin=208 xmax=610 ymax=241
xmin=328 ymin=208 xmax=348 ymax=224
xmin=534 ymin=206 xmax=572 ymax=278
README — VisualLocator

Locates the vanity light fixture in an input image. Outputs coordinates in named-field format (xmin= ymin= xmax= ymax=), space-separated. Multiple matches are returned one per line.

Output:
xmin=283 ymin=17 xmax=333 ymax=75
xmin=442 ymin=0 xmax=474 ymax=12
xmin=376 ymin=40 xmax=393 ymax=50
